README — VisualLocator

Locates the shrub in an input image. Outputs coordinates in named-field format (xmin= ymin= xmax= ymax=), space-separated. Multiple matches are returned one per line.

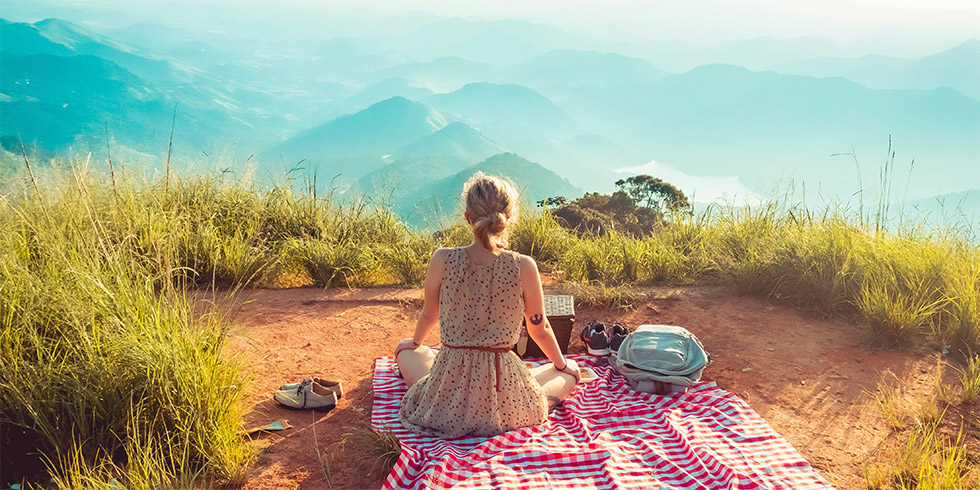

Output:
xmin=509 ymin=211 xmax=573 ymax=267
xmin=552 ymin=191 xmax=663 ymax=237
xmin=289 ymin=237 xmax=376 ymax=288
xmin=383 ymin=234 xmax=436 ymax=286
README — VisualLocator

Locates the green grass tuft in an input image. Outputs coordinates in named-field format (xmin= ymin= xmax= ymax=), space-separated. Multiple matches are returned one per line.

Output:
xmin=956 ymin=355 xmax=980 ymax=405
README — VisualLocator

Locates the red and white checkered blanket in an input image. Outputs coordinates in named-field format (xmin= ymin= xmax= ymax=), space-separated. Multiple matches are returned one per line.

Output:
xmin=372 ymin=355 xmax=832 ymax=489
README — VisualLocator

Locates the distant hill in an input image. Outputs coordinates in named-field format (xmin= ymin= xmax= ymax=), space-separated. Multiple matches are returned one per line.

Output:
xmin=423 ymin=82 xmax=599 ymax=184
xmin=769 ymin=39 xmax=980 ymax=99
xmin=1 ymin=18 xmax=191 ymax=85
xmin=510 ymin=49 xmax=668 ymax=88
xmin=427 ymin=82 xmax=581 ymax=138
xmin=642 ymin=35 xmax=845 ymax=72
xmin=313 ymin=78 xmax=434 ymax=121
xmin=357 ymin=155 xmax=476 ymax=212
xmin=313 ymin=36 xmax=409 ymax=76
xmin=356 ymin=123 xmax=508 ymax=216
xmin=396 ymin=122 xmax=507 ymax=160
xmin=1 ymin=18 xmax=74 ymax=57
xmin=0 ymin=52 xmax=225 ymax=154
xmin=407 ymin=152 xmax=582 ymax=227
xmin=370 ymin=57 xmax=498 ymax=91
xmin=0 ymin=18 xmax=269 ymax=155
xmin=263 ymin=97 xmax=448 ymax=178
xmin=902 ymin=189 xmax=980 ymax=224
xmin=350 ymin=78 xmax=435 ymax=107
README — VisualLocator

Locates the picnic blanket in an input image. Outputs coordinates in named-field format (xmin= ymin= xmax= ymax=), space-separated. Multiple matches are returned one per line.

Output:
xmin=372 ymin=355 xmax=832 ymax=489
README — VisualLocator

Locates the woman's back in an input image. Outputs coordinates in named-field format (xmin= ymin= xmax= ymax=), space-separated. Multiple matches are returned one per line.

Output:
xmin=398 ymin=248 xmax=548 ymax=438
xmin=439 ymin=247 xmax=524 ymax=347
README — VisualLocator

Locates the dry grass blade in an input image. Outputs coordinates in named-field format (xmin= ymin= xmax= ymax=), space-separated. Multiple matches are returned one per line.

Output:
xmin=872 ymin=373 xmax=908 ymax=430
xmin=311 ymin=411 xmax=334 ymax=490
xmin=335 ymin=422 xmax=402 ymax=483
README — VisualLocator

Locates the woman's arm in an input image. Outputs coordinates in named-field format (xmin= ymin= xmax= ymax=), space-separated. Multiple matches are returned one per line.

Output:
xmin=395 ymin=248 xmax=448 ymax=356
xmin=520 ymin=255 xmax=576 ymax=376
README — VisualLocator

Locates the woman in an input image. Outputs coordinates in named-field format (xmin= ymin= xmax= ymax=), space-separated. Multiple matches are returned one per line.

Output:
xmin=394 ymin=172 xmax=580 ymax=438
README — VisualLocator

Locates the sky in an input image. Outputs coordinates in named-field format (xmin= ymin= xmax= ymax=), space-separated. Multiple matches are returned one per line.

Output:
xmin=300 ymin=0 xmax=979 ymax=54
xmin=10 ymin=0 xmax=980 ymax=58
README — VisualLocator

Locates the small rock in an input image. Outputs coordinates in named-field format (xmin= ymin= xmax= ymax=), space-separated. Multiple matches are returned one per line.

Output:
xmin=800 ymin=380 xmax=806 ymax=385
xmin=741 ymin=367 xmax=753 ymax=373
xmin=301 ymin=342 xmax=312 ymax=349
xmin=766 ymin=347 xmax=775 ymax=352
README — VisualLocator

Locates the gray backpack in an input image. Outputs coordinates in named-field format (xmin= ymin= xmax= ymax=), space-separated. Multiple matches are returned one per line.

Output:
xmin=609 ymin=325 xmax=710 ymax=395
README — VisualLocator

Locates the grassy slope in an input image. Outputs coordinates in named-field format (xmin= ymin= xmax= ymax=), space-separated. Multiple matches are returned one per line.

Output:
xmin=1 ymin=166 xmax=977 ymax=487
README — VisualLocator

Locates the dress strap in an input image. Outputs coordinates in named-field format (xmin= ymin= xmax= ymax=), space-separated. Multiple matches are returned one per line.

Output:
xmin=510 ymin=250 xmax=523 ymax=289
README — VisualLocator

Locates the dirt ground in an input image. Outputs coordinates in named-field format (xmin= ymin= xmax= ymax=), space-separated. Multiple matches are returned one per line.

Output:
xmin=220 ymin=283 xmax=972 ymax=490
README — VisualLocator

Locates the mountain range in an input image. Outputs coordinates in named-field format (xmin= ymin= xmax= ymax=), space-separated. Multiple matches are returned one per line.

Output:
xmin=1 ymin=14 xmax=977 ymax=228
xmin=0 ymin=18 xmax=271 ymax=156
xmin=769 ymin=39 xmax=980 ymax=100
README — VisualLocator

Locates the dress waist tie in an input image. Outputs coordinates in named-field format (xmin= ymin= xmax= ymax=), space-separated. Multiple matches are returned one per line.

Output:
xmin=442 ymin=343 xmax=512 ymax=392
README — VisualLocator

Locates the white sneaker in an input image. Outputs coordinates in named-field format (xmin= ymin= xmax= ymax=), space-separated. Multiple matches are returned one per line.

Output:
xmin=274 ymin=380 xmax=338 ymax=410
xmin=279 ymin=378 xmax=344 ymax=399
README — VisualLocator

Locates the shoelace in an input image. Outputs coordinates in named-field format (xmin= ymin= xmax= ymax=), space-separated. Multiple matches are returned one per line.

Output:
xmin=297 ymin=378 xmax=311 ymax=395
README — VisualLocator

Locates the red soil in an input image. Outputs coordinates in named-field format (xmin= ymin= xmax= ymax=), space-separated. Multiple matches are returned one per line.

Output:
xmin=221 ymin=284 xmax=972 ymax=490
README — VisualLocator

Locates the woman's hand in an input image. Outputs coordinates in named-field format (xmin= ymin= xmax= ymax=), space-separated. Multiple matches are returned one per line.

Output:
xmin=555 ymin=358 xmax=581 ymax=383
xmin=394 ymin=338 xmax=420 ymax=359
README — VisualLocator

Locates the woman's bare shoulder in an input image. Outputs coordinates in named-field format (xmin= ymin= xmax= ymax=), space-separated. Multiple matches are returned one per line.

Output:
xmin=431 ymin=247 xmax=453 ymax=264
xmin=515 ymin=252 xmax=538 ymax=271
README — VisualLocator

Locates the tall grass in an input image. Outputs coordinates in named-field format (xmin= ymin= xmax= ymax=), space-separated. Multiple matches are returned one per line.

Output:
xmin=510 ymin=210 xmax=573 ymax=268
xmin=0 ymin=170 xmax=252 ymax=486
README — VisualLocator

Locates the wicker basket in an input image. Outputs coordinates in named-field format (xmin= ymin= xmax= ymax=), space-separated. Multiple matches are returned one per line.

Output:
xmin=514 ymin=295 xmax=575 ymax=359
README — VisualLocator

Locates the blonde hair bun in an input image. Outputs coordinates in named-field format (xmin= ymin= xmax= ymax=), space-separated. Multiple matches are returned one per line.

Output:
xmin=490 ymin=212 xmax=507 ymax=233
xmin=462 ymin=172 xmax=519 ymax=252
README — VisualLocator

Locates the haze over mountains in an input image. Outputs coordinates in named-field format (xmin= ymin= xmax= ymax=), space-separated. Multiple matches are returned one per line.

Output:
xmin=1 ymin=2 xmax=977 ymax=227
